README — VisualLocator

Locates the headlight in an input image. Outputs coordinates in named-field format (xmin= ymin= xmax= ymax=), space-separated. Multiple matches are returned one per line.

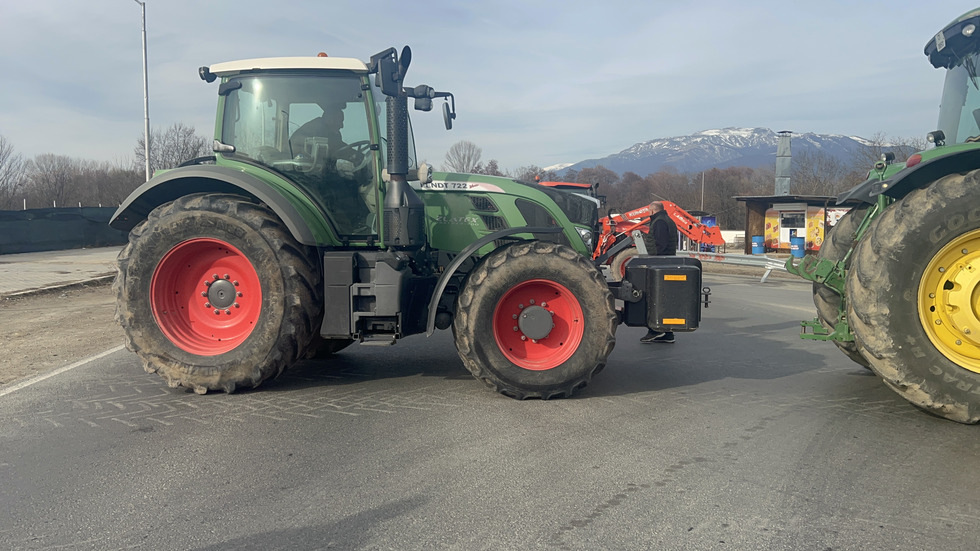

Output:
xmin=576 ymin=227 xmax=593 ymax=249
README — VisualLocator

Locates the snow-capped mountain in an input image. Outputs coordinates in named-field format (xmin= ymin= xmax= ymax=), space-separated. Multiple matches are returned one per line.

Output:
xmin=561 ymin=127 xmax=874 ymax=176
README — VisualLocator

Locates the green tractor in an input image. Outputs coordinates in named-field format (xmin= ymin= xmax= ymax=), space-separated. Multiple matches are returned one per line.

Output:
xmin=788 ymin=8 xmax=980 ymax=423
xmin=110 ymin=46 xmax=707 ymax=399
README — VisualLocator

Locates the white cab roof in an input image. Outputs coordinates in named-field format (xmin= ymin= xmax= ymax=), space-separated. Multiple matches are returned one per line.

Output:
xmin=208 ymin=56 xmax=368 ymax=77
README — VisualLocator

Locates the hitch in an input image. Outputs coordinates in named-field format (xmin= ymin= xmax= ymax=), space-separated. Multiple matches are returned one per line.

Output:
xmin=800 ymin=315 xmax=855 ymax=342
xmin=785 ymin=254 xmax=846 ymax=296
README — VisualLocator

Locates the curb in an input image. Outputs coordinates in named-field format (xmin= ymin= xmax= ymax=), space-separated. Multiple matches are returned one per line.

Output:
xmin=0 ymin=274 xmax=116 ymax=300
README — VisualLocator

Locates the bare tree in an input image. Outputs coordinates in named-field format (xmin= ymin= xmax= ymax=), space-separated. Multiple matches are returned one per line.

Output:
xmin=472 ymin=159 xmax=505 ymax=177
xmin=511 ymin=165 xmax=544 ymax=182
xmin=574 ymin=166 xmax=620 ymax=189
xmin=0 ymin=135 xmax=25 ymax=209
xmin=851 ymin=132 xmax=927 ymax=171
xmin=135 ymin=122 xmax=211 ymax=175
xmin=443 ymin=140 xmax=482 ymax=173
xmin=26 ymin=154 xmax=76 ymax=208
xmin=73 ymin=160 xmax=143 ymax=207
xmin=792 ymin=150 xmax=855 ymax=196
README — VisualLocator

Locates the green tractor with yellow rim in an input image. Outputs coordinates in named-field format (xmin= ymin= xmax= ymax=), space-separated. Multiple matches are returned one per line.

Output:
xmin=789 ymin=8 xmax=980 ymax=423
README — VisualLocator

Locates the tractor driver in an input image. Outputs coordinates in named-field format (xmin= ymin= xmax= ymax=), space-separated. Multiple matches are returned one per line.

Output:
xmin=289 ymin=102 xmax=375 ymax=233
xmin=289 ymin=103 xmax=360 ymax=165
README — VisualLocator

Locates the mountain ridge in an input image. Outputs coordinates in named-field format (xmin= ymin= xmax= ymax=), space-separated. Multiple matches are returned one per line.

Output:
xmin=555 ymin=127 xmax=874 ymax=176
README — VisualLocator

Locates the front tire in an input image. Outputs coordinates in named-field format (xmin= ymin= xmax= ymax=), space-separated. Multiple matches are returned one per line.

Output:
xmin=453 ymin=241 xmax=617 ymax=399
xmin=812 ymin=205 xmax=871 ymax=368
xmin=847 ymin=170 xmax=980 ymax=423
xmin=114 ymin=193 xmax=322 ymax=394
xmin=609 ymin=248 xmax=638 ymax=282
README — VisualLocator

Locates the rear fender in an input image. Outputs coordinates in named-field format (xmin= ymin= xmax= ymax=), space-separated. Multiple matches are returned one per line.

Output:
xmin=110 ymin=165 xmax=326 ymax=245
xmin=873 ymin=147 xmax=980 ymax=201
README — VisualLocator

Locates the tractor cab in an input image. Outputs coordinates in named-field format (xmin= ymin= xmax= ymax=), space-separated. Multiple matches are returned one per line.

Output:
xmin=203 ymin=57 xmax=419 ymax=241
xmin=929 ymin=8 xmax=980 ymax=146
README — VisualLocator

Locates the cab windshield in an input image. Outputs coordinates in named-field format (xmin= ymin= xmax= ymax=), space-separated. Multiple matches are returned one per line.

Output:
xmin=937 ymin=51 xmax=980 ymax=144
xmin=219 ymin=73 xmax=380 ymax=237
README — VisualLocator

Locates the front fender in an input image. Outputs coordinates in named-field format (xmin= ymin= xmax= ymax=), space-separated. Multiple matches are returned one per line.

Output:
xmin=110 ymin=165 xmax=328 ymax=246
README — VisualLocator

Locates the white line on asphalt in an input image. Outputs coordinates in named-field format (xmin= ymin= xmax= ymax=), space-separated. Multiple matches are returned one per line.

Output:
xmin=0 ymin=345 xmax=126 ymax=398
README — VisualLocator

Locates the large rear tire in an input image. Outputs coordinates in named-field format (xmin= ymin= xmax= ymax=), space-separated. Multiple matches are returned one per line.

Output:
xmin=811 ymin=205 xmax=871 ymax=368
xmin=453 ymin=241 xmax=617 ymax=399
xmin=847 ymin=170 xmax=980 ymax=423
xmin=114 ymin=194 xmax=322 ymax=393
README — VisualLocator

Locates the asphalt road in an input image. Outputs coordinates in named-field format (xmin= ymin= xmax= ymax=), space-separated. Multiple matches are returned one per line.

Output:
xmin=1 ymin=273 xmax=978 ymax=550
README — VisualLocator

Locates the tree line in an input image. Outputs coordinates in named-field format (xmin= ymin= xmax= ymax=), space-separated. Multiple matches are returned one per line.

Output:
xmin=441 ymin=135 xmax=925 ymax=230
xmin=1 ymin=126 xmax=922 ymax=232
xmin=0 ymin=123 xmax=210 ymax=211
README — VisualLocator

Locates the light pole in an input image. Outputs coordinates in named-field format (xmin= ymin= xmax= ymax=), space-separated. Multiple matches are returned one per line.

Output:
xmin=700 ymin=171 xmax=704 ymax=211
xmin=135 ymin=0 xmax=150 ymax=182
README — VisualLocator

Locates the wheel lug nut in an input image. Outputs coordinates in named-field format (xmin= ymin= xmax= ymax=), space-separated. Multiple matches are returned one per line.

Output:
xmin=204 ymin=281 xmax=211 ymax=287
xmin=234 ymin=303 xmax=240 ymax=308
xmin=513 ymin=326 xmax=519 ymax=331
xmin=213 ymin=274 xmax=220 ymax=280
xmin=214 ymin=309 xmax=221 ymax=315
xmin=233 ymin=281 xmax=239 ymax=286
xmin=520 ymin=336 xmax=527 ymax=341
xmin=201 ymin=291 xmax=208 ymax=297
xmin=529 ymin=299 xmax=535 ymax=305
xmin=225 ymin=309 xmax=231 ymax=315
xmin=237 ymin=292 xmax=243 ymax=297
xmin=205 ymin=302 xmax=211 ymax=308
xmin=512 ymin=314 xmax=518 ymax=319
xmin=224 ymin=274 xmax=230 ymax=280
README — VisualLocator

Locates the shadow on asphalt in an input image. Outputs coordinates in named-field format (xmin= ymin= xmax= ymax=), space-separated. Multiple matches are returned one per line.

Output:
xmin=244 ymin=312 xmax=845 ymax=400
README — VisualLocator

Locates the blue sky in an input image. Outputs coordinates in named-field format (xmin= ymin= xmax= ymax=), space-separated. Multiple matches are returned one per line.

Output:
xmin=2 ymin=1 xmax=978 ymax=172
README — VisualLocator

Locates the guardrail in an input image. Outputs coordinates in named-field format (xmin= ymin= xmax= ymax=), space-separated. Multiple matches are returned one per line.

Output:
xmin=678 ymin=250 xmax=790 ymax=283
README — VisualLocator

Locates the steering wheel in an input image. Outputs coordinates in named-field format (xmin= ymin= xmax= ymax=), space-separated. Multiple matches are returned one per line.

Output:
xmin=333 ymin=140 xmax=373 ymax=172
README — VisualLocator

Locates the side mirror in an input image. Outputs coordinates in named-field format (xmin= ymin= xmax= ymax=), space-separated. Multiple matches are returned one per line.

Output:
xmin=370 ymin=48 xmax=400 ymax=97
xmin=443 ymin=102 xmax=455 ymax=130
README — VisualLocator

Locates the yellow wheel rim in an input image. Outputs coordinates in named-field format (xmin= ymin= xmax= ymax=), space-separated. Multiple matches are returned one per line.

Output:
xmin=919 ymin=228 xmax=980 ymax=374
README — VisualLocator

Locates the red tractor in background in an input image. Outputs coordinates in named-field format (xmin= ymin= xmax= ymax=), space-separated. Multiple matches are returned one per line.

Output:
xmin=593 ymin=201 xmax=725 ymax=281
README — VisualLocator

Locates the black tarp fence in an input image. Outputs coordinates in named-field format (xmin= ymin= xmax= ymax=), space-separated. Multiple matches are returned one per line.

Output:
xmin=0 ymin=207 xmax=128 ymax=254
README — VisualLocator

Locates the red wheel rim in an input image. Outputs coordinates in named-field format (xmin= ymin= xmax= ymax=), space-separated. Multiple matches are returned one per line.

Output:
xmin=492 ymin=279 xmax=584 ymax=370
xmin=150 ymin=238 xmax=262 ymax=355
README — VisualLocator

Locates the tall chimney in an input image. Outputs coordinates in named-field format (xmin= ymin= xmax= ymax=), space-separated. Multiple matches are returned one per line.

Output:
xmin=775 ymin=130 xmax=792 ymax=195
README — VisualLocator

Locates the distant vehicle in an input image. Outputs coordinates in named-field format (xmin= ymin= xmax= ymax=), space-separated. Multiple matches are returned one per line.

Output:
xmin=593 ymin=201 xmax=725 ymax=281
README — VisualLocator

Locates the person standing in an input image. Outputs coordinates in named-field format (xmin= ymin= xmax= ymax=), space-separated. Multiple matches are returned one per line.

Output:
xmin=640 ymin=201 xmax=678 ymax=343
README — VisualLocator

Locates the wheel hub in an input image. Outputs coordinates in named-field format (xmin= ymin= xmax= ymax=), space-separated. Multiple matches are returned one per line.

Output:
xmin=207 ymin=279 xmax=237 ymax=309
xmin=517 ymin=305 xmax=554 ymax=340
xmin=919 ymin=229 xmax=980 ymax=372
